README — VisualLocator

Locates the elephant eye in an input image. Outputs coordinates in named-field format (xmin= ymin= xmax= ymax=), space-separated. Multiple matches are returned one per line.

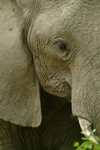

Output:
xmin=54 ymin=40 xmax=67 ymax=52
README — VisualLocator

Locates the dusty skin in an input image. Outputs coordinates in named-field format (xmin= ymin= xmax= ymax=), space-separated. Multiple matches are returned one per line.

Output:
xmin=0 ymin=0 xmax=100 ymax=149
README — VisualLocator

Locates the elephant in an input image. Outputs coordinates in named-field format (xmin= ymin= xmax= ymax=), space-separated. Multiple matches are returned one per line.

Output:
xmin=0 ymin=0 xmax=100 ymax=149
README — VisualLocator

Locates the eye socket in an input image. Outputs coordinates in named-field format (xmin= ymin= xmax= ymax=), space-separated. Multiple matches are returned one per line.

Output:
xmin=54 ymin=40 xmax=68 ymax=52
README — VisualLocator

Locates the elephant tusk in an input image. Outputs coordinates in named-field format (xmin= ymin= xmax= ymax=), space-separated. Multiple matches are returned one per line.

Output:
xmin=78 ymin=117 xmax=98 ymax=144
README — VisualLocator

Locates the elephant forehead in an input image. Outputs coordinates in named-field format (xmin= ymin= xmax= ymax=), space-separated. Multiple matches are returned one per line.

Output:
xmin=32 ymin=0 xmax=81 ymax=36
xmin=31 ymin=0 xmax=100 ymax=42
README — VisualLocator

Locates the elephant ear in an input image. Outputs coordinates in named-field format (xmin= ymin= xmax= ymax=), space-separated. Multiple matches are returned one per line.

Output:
xmin=16 ymin=0 xmax=28 ymax=9
xmin=16 ymin=0 xmax=37 ymax=11
xmin=0 ymin=0 xmax=41 ymax=127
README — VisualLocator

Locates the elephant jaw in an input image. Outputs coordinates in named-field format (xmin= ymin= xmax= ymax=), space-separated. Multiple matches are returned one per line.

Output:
xmin=78 ymin=117 xmax=98 ymax=144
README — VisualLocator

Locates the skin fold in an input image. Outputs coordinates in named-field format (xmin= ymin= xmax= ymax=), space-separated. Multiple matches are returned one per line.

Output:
xmin=0 ymin=0 xmax=100 ymax=149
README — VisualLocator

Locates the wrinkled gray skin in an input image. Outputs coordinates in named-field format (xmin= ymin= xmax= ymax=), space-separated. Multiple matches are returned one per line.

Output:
xmin=0 ymin=0 xmax=100 ymax=149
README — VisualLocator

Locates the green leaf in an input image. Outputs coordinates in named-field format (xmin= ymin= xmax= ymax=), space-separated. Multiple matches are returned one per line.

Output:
xmin=76 ymin=147 xmax=82 ymax=150
xmin=74 ymin=142 xmax=80 ymax=147
xmin=95 ymin=145 xmax=100 ymax=150
xmin=94 ymin=136 xmax=100 ymax=142
xmin=80 ymin=141 xmax=93 ymax=149
xmin=87 ymin=144 xmax=93 ymax=149
xmin=81 ymin=134 xmax=89 ymax=141
xmin=74 ymin=130 xmax=100 ymax=150
xmin=93 ymin=129 xmax=97 ymax=133
xmin=81 ymin=137 xmax=88 ymax=141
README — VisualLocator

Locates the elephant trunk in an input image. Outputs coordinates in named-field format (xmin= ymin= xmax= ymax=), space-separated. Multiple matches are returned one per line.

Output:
xmin=91 ymin=91 xmax=100 ymax=135
xmin=73 ymin=74 xmax=100 ymax=138
xmin=73 ymin=72 xmax=100 ymax=130
xmin=71 ymin=50 xmax=100 ymax=138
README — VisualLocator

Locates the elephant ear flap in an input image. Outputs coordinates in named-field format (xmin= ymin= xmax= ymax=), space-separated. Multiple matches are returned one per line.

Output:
xmin=0 ymin=0 xmax=41 ymax=127
xmin=16 ymin=0 xmax=33 ymax=11
xmin=0 ymin=62 xmax=42 ymax=127
xmin=16 ymin=0 xmax=28 ymax=9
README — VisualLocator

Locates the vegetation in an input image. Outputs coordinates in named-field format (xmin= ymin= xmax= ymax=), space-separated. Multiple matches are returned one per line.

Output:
xmin=74 ymin=130 xmax=100 ymax=150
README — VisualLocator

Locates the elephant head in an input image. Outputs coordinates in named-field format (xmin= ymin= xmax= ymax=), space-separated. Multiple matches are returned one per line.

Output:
xmin=0 ymin=0 xmax=100 ymax=141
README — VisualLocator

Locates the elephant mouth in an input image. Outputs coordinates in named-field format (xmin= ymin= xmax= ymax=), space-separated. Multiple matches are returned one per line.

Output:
xmin=78 ymin=117 xmax=98 ymax=144
xmin=43 ymin=80 xmax=71 ymax=99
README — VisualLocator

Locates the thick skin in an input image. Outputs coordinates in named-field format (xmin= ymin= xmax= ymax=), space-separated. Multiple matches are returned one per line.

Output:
xmin=0 ymin=0 xmax=100 ymax=149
